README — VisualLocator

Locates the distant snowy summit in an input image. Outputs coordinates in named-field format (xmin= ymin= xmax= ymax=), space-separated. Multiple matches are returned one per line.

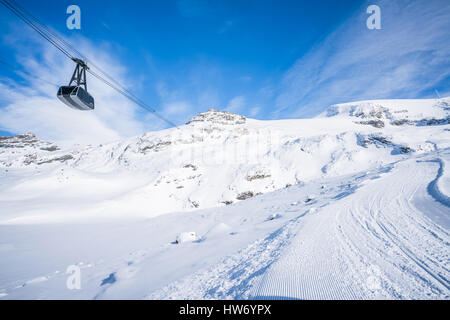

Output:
xmin=186 ymin=109 xmax=246 ymax=126
xmin=0 ymin=133 xmax=69 ymax=167
xmin=0 ymin=133 xmax=58 ymax=151
xmin=321 ymin=98 xmax=449 ymax=128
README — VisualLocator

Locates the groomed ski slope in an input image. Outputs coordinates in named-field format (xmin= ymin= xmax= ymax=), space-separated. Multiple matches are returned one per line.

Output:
xmin=147 ymin=151 xmax=449 ymax=300
xmin=0 ymin=152 xmax=448 ymax=299
xmin=254 ymin=158 xmax=449 ymax=299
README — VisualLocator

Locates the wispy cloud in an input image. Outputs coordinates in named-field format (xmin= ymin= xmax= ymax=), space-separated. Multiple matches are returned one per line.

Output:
xmin=161 ymin=100 xmax=193 ymax=124
xmin=274 ymin=0 xmax=450 ymax=118
xmin=225 ymin=95 xmax=245 ymax=113
xmin=153 ymin=58 xmax=226 ymax=118
xmin=0 ymin=27 xmax=158 ymax=147
xmin=224 ymin=95 xmax=261 ymax=118
xmin=248 ymin=106 xmax=260 ymax=117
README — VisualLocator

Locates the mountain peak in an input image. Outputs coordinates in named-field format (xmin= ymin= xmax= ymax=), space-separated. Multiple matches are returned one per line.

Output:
xmin=0 ymin=133 xmax=40 ymax=147
xmin=186 ymin=109 xmax=246 ymax=125
xmin=320 ymin=98 xmax=449 ymax=128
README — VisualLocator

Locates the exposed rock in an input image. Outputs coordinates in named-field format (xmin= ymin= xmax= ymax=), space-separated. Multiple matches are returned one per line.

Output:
xmin=0 ymin=133 xmax=39 ymax=148
xmin=37 ymin=155 xmax=74 ymax=165
xmin=40 ymin=146 xmax=60 ymax=152
xmin=391 ymin=117 xmax=449 ymax=127
xmin=391 ymin=119 xmax=410 ymax=126
xmin=236 ymin=191 xmax=255 ymax=200
xmin=140 ymin=141 xmax=172 ymax=153
xmin=186 ymin=109 xmax=246 ymax=126
xmin=357 ymin=134 xmax=412 ymax=154
xmin=267 ymin=213 xmax=282 ymax=221
xmin=183 ymin=164 xmax=198 ymax=171
xmin=356 ymin=120 xmax=385 ymax=128
xmin=0 ymin=133 xmax=59 ymax=151
xmin=23 ymin=154 xmax=37 ymax=165
xmin=399 ymin=146 xmax=412 ymax=154
xmin=246 ymin=173 xmax=271 ymax=181
xmin=188 ymin=199 xmax=200 ymax=208
xmin=416 ymin=117 xmax=449 ymax=126
xmin=0 ymin=133 xmax=67 ymax=167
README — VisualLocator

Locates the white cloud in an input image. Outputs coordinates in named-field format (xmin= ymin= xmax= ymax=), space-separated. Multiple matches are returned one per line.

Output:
xmin=163 ymin=101 xmax=191 ymax=118
xmin=274 ymin=0 xmax=450 ymax=118
xmin=0 ymin=28 xmax=163 ymax=147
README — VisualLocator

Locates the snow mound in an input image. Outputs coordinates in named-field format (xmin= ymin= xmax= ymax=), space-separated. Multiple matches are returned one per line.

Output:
xmin=176 ymin=232 xmax=200 ymax=244
xmin=204 ymin=223 xmax=232 ymax=238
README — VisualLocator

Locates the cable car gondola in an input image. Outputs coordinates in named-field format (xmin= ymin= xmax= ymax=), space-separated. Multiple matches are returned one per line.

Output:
xmin=3 ymin=0 xmax=178 ymax=127
xmin=57 ymin=58 xmax=94 ymax=110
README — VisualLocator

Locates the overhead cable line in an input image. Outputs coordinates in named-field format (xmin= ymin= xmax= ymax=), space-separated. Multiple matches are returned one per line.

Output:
xmin=0 ymin=0 xmax=177 ymax=128
xmin=0 ymin=0 xmax=74 ymax=59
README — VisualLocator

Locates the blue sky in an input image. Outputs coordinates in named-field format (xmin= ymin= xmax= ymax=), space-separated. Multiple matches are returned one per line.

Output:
xmin=0 ymin=0 xmax=449 ymax=145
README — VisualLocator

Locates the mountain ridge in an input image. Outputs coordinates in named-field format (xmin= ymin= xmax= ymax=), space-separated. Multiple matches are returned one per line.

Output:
xmin=0 ymin=97 xmax=448 ymax=221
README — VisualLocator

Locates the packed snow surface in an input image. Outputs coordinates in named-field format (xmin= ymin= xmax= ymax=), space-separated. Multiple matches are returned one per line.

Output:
xmin=0 ymin=98 xmax=449 ymax=299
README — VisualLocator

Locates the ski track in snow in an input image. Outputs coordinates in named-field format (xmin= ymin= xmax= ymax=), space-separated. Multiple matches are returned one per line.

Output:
xmin=147 ymin=211 xmax=305 ymax=300
xmin=423 ymin=158 xmax=450 ymax=207
xmin=148 ymin=157 xmax=450 ymax=300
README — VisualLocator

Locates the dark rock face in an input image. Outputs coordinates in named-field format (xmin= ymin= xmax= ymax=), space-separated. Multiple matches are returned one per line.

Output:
xmin=357 ymin=134 xmax=412 ymax=154
xmin=40 ymin=146 xmax=60 ymax=152
xmin=356 ymin=120 xmax=385 ymax=128
xmin=416 ymin=117 xmax=449 ymax=126
xmin=0 ymin=133 xmax=75 ymax=167
xmin=37 ymin=155 xmax=74 ymax=165
xmin=391 ymin=117 xmax=449 ymax=127
xmin=391 ymin=119 xmax=410 ymax=126
xmin=0 ymin=133 xmax=37 ymax=148
xmin=140 ymin=141 xmax=172 ymax=153
xmin=189 ymin=199 xmax=199 ymax=208
xmin=183 ymin=164 xmax=198 ymax=171
xmin=236 ymin=191 xmax=254 ymax=200
xmin=352 ymin=106 xmax=391 ymax=119
xmin=0 ymin=133 xmax=60 ymax=151
xmin=246 ymin=173 xmax=271 ymax=181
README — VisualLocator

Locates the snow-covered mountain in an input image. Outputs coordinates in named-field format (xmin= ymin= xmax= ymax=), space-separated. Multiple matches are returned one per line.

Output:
xmin=1 ymin=98 xmax=448 ymax=221
xmin=0 ymin=97 xmax=449 ymax=299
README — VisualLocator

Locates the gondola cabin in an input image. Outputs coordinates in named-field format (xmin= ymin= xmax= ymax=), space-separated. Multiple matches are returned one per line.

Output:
xmin=57 ymin=85 xmax=94 ymax=110
xmin=57 ymin=58 xmax=94 ymax=110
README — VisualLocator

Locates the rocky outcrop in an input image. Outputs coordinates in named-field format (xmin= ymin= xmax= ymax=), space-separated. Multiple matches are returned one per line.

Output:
xmin=186 ymin=109 xmax=246 ymax=126
xmin=0 ymin=133 xmax=59 ymax=151
xmin=0 ymin=133 xmax=75 ymax=167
